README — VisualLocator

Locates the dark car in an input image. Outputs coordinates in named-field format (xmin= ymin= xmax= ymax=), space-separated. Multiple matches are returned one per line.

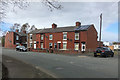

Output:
xmin=94 ymin=47 xmax=114 ymax=57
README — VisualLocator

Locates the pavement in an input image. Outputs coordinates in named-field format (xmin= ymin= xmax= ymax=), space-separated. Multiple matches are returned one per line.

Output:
xmin=0 ymin=45 xmax=2 ymax=79
xmin=2 ymin=55 xmax=53 ymax=78
xmin=2 ymin=48 xmax=118 ymax=78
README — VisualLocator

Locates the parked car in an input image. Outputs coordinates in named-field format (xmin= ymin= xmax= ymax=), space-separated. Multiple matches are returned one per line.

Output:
xmin=16 ymin=46 xmax=27 ymax=52
xmin=19 ymin=46 xmax=27 ymax=52
xmin=16 ymin=46 xmax=20 ymax=51
xmin=94 ymin=47 xmax=114 ymax=57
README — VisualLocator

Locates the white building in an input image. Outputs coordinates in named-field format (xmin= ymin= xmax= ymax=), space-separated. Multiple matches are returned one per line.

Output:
xmin=113 ymin=42 xmax=120 ymax=50
xmin=103 ymin=41 xmax=111 ymax=46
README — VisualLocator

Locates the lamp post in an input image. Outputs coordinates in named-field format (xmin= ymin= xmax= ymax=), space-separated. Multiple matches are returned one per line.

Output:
xmin=99 ymin=13 xmax=102 ymax=47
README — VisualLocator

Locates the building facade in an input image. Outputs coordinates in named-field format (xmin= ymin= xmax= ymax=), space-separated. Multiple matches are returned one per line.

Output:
xmin=113 ymin=42 xmax=120 ymax=51
xmin=5 ymin=29 xmax=27 ymax=48
xmin=28 ymin=22 xmax=98 ymax=53
xmin=103 ymin=41 xmax=111 ymax=46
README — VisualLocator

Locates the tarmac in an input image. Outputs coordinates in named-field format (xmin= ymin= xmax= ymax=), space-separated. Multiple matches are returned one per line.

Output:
xmin=2 ymin=55 xmax=53 ymax=78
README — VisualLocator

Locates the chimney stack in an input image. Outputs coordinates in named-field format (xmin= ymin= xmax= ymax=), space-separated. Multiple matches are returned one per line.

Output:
xmin=76 ymin=22 xmax=81 ymax=26
xmin=16 ymin=29 xmax=19 ymax=32
xmin=52 ymin=23 xmax=57 ymax=29
xmin=23 ymin=30 xmax=26 ymax=34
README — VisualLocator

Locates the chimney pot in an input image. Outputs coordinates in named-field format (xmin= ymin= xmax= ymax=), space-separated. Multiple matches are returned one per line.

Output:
xmin=52 ymin=23 xmax=57 ymax=29
xmin=76 ymin=22 xmax=81 ymax=26
xmin=16 ymin=29 xmax=19 ymax=32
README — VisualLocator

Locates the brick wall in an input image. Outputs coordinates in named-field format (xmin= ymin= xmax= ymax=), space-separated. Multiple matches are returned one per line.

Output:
xmin=86 ymin=25 xmax=98 ymax=52
xmin=5 ymin=32 xmax=16 ymax=48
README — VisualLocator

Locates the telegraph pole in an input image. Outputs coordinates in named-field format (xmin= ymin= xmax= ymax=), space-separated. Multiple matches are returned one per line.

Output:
xmin=99 ymin=13 xmax=102 ymax=47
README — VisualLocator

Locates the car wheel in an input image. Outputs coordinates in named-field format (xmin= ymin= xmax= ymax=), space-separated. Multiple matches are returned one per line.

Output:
xmin=94 ymin=55 xmax=97 ymax=57
xmin=111 ymin=54 xmax=114 ymax=57
xmin=104 ymin=55 xmax=107 ymax=58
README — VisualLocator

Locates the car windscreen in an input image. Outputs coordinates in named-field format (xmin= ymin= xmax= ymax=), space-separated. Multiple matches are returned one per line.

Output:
xmin=96 ymin=47 xmax=110 ymax=51
xmin=20 ymin=46 xmax=25 ymax=48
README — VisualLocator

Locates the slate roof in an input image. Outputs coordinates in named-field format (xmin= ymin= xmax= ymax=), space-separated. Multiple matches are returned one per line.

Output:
xmin=29 ymin=25 xmax=93 ymax=34
xmin=29 ymin=29 xmax=41 ymax=34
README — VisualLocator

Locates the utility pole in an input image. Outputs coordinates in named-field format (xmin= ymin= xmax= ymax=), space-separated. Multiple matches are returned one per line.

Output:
xmin=99 ymin=13 xmax=102 ymax=47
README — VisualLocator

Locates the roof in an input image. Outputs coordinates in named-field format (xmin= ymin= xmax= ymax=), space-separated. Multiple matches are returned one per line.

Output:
xmin=15 ymin=32 xmax=27 ymax=36
xmin=29 ymin=29 xmax=41 ymax=34
xmin=29 ymin=25 xmax=93 ymax=34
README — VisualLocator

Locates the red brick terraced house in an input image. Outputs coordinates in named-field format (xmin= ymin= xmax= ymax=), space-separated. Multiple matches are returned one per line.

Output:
xmin=5 ymin=29 xmax=27 ymax=48
xmin=28 ymin=22 xmax=98 ymax=53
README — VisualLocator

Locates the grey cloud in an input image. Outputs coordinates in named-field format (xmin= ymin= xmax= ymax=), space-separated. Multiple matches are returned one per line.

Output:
xmin=4 ymin=2 xmax=118 ymax=41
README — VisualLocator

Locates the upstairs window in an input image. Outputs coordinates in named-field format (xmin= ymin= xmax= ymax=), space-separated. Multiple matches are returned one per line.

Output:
xmin=16 ymin=35 xmax=19 ymax=40
xmin=41 ymin=34 xmax=44 ymax=40
xmin=63 ymin=32 xmax=67 ymax=40
xmin=75 ymin=33 xmax=79 ymax=40
xmin=49 ymin=34 xmax=53 ymax=40
xmin=30 ymin=34 xmax=32 ymax=40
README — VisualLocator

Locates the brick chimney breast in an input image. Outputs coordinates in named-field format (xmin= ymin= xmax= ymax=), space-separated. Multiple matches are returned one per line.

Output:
xmin=16 ymin=29 xmax=19 ymax=32
xmin=76 ymin=22 xmax=81 ymax=26
xmin=52 ymin=23 xmax=57 ymax=29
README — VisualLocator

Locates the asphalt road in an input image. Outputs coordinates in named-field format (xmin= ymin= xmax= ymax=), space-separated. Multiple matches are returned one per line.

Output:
xmin=2 ymin=48 xmax=118 ymax=78
xmin=2 ymin=55 xmax=53 ymax=78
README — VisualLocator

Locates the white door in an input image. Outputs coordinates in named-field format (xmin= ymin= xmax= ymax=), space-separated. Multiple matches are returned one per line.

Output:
xmin=81 ymin=43 xmax=86 ymax=52
xmin=34 ymin=43 xmax=36 ymax=49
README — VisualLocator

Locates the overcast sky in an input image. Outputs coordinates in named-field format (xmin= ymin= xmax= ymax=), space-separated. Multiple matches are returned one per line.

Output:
xmin=0 ymin=1 xmax=119 ymax=42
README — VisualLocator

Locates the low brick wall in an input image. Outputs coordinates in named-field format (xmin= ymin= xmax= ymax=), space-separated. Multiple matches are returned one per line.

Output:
xmin=29 ymin=48 xmax=94 ymax=54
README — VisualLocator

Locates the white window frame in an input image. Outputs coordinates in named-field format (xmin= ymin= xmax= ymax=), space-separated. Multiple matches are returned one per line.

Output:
xmin=75 ymin=33 xmax=79 ymax=40
xmin=63 ymin=32 xmax=67 ymax=40
xmin=30 ymin=34 xmax=32 ymax=40
xmin=49 ymin=34 xmax=53 ymax=40
xmin=16 ymin=35 xmax=19 ymax=40
xmin=74 ymin=43 xmax=79 ymax=50
xmin=41 ymin=34 xmax=44 ymax=40
xmin=30 ymin=43 xmax=32 ymax=47
xmin=41 ymin=43 xmax=43 ymax=49
xmin=63 ymin=42 xmax=67 ymax=50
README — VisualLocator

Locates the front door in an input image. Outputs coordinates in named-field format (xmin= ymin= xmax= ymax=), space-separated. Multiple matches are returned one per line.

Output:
xmin=81 ymin=42 xmax=86 ymax=52
xmin=58 ymin=43 xmax=61 ymax=49
xmin=34 ymin=43 xmax=36 ymax=49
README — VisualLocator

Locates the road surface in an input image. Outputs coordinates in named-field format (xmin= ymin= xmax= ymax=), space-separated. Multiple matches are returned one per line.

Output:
xmin=2 ymin=48 xmax=118 ymax=78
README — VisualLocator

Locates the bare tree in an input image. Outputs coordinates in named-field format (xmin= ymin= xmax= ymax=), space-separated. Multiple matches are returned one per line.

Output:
xmin=0 ymin=0 xmax=29 ymax=22
xmin=43 ymin=0 xmax=62 ymax=11
xmin=21 ymin=23 xmax=30 ymax=32
xmin=10 ymin=23 xmax=20 ymax=31
xmin=0 ymin=0 xmax=62 ymax=22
